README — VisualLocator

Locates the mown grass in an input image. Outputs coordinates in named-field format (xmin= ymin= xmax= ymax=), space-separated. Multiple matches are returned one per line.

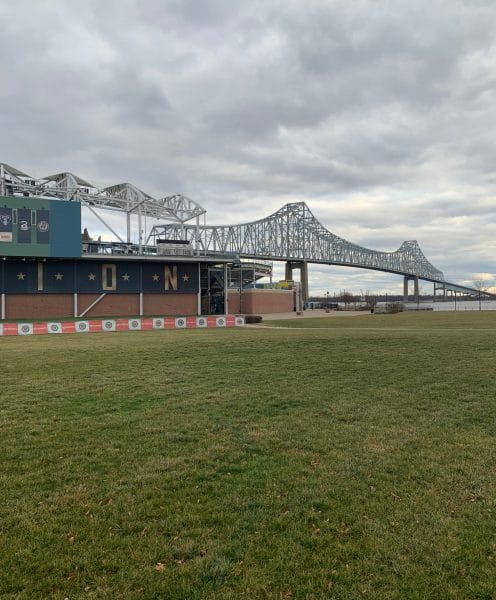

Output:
xmin=1 ymin=312 xmax=496 ymax=599
xmin=265 ymin=310 xmax=496 ymax=329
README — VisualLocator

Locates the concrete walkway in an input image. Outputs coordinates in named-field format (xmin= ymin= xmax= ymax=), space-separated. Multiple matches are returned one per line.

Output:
xmin=259 ymin=308 xmax=367 ymax=321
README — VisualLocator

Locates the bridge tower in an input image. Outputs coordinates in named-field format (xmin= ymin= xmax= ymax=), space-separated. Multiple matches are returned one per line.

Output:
xmin=403 ymin=276 xmax=420 ymax=302
xmin=434 ymin=282 xmax=444 ymax=300
xmin=285 ymin=261 xmax=309 ymax=302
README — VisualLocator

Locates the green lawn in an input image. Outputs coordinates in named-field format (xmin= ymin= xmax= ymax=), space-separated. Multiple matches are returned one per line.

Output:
xmin=1 ymin=312 xmax=496 ymax=599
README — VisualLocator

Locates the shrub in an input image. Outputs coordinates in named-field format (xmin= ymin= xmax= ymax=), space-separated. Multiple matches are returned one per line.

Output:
xmin=245 ymin=315 xmax=263 ymax=323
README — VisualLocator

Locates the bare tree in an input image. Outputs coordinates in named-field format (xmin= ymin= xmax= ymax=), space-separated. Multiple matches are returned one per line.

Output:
xmin=362 ymin=290 xmax=377 ymax=311
xmin=473 ymin=279 xmax=488 ymax=293
xmin=341 ymin=290 xmax=354 ymax=308
xmin=473 ymin=279 xmax=489 ymax=311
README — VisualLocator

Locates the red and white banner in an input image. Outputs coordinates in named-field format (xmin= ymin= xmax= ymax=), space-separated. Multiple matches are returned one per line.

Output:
xmin=0 ymin=315 xmax=245 ymax=337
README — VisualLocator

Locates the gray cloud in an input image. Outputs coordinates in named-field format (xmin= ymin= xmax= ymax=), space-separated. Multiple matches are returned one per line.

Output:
xmin=1 ymin=0 xmax=496 ymax=293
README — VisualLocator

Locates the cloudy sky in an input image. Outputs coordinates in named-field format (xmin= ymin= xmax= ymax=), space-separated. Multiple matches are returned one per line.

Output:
xmin=2 ymin=0 xmax=496 ymax=295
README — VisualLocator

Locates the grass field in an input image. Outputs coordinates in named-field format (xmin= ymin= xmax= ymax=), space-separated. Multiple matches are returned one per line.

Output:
xmin=1 ymin=311 xmax=496 ymax=599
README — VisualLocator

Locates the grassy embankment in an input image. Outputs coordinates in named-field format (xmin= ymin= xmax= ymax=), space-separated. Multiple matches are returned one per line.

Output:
xmin=1 ymin=311 xmax=496 ymax=599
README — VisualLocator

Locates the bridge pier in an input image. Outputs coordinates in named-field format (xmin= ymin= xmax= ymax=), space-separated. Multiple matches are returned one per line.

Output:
xmin=403 ymin=276 xmax=419 ymax=302
xmin=434 ymin=282 xmax=446 ymax=300
xmin=284 ymin=261 xmax=293 ymax=282
xmin=285 ymin=261 xmax=309 ymax=302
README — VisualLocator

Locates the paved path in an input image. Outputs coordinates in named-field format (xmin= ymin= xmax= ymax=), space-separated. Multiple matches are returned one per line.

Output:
xmin=259 ymin=309 xmax=367 ymax=321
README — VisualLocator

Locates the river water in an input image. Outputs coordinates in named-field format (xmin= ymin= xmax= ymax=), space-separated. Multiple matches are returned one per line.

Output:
xmin=403 ymin=300 xmax=496 ymax=312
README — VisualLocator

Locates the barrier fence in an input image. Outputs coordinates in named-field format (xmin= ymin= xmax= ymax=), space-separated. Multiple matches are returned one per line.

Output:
xmin=0 ymin=315 xmax=246 ymax=337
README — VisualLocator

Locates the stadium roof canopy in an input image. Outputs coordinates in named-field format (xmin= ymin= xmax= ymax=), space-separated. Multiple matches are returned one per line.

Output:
xmin=44 ymin=171 xmax=94 ymax=188
xmin=0 ymin=163 xmax=207 ymax=242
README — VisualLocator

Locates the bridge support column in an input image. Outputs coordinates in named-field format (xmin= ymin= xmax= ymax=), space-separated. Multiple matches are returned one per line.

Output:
xmin=403 ymin=276 xmax=420 ymax=303
xmin=285 ymin=261 xmax=309 ymax=303
xmin=285 ymin=262 xmax=293 ymax=282
xmin=434 ymin=282 xmax=446 ymax=299
xmin=299 ymin=261 xmax=309 ymax=303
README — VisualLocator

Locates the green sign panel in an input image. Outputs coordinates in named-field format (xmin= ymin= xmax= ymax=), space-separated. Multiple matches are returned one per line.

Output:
xmin=0 ymin=196 xmax=81 ymax=257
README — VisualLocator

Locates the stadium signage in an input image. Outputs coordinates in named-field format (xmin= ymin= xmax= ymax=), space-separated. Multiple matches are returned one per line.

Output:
xmin=0 ymin=260 xmax=198 ymax=294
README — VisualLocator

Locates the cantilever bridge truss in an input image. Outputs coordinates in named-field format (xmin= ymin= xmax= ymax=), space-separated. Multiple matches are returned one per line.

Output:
xmin=2 ymin=163 xmax=487 ymax=299
xmin=151 ymin=202 xmax=446 ymax=283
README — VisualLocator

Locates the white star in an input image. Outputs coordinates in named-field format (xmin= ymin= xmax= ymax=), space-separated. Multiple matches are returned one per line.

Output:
xmin=54 ymin=272 xmax=64 ymax=281
xmin=88 ymin=273 xmax=96 ymax=281
xmin=17 ymin=272 xmax=26 ymax=280
xmin=152 ymin=274 xmax=159 ymax=281
xmin=182 ymin=274 xmax=190 ymax=282
xmin=122 ymin=273 xmax=130 ymax=281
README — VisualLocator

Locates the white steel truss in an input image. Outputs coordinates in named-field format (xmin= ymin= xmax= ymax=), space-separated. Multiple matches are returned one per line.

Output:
xmin=153 ymin=201 xmax=446 ymax=282
xmin=0 ymin=163 xmax=206 ymax=237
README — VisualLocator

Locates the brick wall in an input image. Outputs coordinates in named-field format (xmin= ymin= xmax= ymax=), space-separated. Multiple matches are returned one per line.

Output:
xmin=143 ymin=294 xmax=197 ymax=316
xmin=3 ymin=293 xmax=198 ymax=319
xmin=5 ymin=294 xmax=74 ymax=320
xmin=78 ymin=294 xmax=140 ymax=317
xmin=228 ymin=289 xmax=294 ymax=314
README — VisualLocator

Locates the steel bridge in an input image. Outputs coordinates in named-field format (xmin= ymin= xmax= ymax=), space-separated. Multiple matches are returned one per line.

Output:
xmin=149 ymin=201 xmax=488 ymax=301
xmin=1 ymin=163 xmax=489 ymax=302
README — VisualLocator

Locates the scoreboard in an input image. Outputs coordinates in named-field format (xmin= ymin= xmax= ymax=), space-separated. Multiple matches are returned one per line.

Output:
xmin=0 ymin=196 xmax=81 ymax=258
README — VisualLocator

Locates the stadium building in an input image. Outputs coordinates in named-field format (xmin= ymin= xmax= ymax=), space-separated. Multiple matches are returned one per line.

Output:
xmin=0 ymin=164 xmax=295 ymax=321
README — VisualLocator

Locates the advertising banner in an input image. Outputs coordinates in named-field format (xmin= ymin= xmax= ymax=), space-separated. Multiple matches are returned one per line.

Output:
xmin=17 ymin=208 xmax=32 ymax=244
xmin=36 ymin=209 xmax=50 ymax=245
xmin=0 ymin=207 xmax=13 ymax=242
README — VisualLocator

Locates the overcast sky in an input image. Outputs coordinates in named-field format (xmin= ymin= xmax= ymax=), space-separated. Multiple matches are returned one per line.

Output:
xmin=2 ymin=0 xmax=496 ymax=295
